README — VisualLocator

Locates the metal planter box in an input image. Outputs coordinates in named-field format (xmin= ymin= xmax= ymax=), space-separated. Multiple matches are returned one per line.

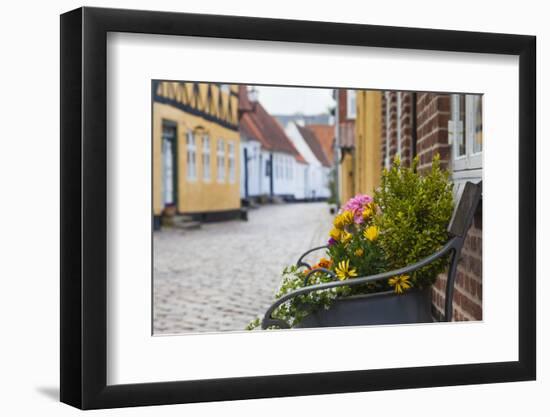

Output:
xmin=295 ymin=288 xmax=433 ymax=328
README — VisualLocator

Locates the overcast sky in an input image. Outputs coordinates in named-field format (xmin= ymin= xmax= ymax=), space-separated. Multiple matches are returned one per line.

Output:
xmin=254 ymin=85 xmax=335 ymax=116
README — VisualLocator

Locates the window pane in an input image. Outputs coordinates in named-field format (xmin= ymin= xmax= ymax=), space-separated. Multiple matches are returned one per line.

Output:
xmin=452 ymin=94 xmax=466 ymax=158
xmin=347 ymin=90 xmax=356 ymax=119
xmin=217 ymin=139 xmax=225 ymax=181
xmin=186 ymin=131 xmax=196 ymax=179
xmin=457 ymin=95 xmax=466 ymax=157
xmin=202 ymin=135 xmax=210 ymax=180
xmin=473 ymin=96 xmax=483 ymax=154
xmin=228 ymin=143 xmax=235 ymax=183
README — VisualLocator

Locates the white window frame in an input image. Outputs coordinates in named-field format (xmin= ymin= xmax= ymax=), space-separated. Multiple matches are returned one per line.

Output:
xmin=449 ymin=94 xmax=483 ymax=188
xmin=216 ymin=139 xmax=225 ymax=183
xmin=449 ymin=94 xmax=483 ymax=173
xmin=346 ymin=90 xmax=356 ymax=119
xmin=186 ymin=131 xmax=197 ymax=181
xmin=228 ymin=142 xmax=235 ymax=183
xmin=202 ymin=135 xmax=211 ymax=181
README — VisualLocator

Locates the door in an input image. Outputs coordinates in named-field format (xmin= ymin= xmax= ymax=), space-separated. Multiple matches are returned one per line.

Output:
xmin=162 ymin=123 xmax=177 ymax=208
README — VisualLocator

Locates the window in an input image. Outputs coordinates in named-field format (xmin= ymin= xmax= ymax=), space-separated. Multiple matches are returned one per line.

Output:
xmin=202 ymin=135 xmax=211 ymax=181
xmin=346 ymin=90 xmax=356 ymax=119
xmin=285 ymin=157 xmax=289 ymax=180
xmin=216 ymin=139 xmax=225 ymax=182
xmin=473 ymin=95 xmax=483 ymax=154
xmin=449 ymin=95 xmax=466 ymax=159
xmin=186 ymin=131 xmax=196 ymax=180
xmin=287 ymin=157 xmax=292 ymax=180
xmin=449 ymin=94 xmax=483 ymax=174
xmin=228 ymin=142 xmax=235 ymax=183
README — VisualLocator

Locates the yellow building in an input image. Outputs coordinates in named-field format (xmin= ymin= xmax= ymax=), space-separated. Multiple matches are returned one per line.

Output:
xmin=336 ymin=89 xmax=382 ymax=204
xmin=354 ymin=90 xmax=382 ymax=197
xmin=153 ymin=81 xmax=241 ymax=226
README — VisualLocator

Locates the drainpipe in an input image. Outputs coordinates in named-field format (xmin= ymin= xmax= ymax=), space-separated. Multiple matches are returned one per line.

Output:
xmin=334 ymin=90 xmax=341 ymax=207
xmin=244 ymin=147 xmax=249 ymax=200
xmin=269 ymin=153 xmax=274 ymax=197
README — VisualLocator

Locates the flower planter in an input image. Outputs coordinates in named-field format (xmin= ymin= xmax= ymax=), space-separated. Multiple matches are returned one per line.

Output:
xmin=295 ymin=288 xmax=433 ymax=328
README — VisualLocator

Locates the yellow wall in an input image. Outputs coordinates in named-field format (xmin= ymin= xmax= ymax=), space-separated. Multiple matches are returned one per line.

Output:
xmin=354 ymin=91 xmax=382 ymax=197
xmin=339 ymin=152 xmax=355 ymax=204
xmin=153 ymin=93 xmax=241 ymax=216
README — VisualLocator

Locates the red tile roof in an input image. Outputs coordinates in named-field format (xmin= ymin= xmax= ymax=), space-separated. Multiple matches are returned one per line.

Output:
xmin=238 ymin=84 xmax=254 ymax=113
xmin=296 ymin=124 xmax=332 ymax=167
xmin=238 ymin=86 xmax=306 ymax=163
xmin=307 ymin=124 xmax=335 ymax=163
xmin=240 ymin=112 xmax=272 ymax=149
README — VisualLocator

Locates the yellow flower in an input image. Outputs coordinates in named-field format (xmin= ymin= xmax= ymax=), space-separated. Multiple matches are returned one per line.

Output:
xmin=362 ymin=204 xmax=375 ymax=220
xmin=334 ymin=210 xmax=354 ymax=229
xmin=335 ymin=259 xmax=358 ymax=281
xmin=329 ymin=228 xmax=342 ymax=241
xmin=341 ymin=231 xmax=353 ymax=244
xmin=364 ymin=225 xmax=379 ymax=241
xmin=354 ymin=248 xmax=364 ymax=257
xmin=388 ymin=275 xmax=412 ymax=294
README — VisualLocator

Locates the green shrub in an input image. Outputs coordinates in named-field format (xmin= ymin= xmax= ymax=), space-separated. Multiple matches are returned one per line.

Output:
xmin=373 ymin=154 xmax=454 ymax=288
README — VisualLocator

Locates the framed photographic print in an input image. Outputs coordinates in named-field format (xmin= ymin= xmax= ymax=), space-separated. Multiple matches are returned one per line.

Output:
xmin=60 ymin=6 xmax=536 ymax=409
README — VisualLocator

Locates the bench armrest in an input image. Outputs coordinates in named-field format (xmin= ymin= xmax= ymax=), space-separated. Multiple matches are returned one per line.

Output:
xmin=296 ymin=245 xmax=329 ymax=269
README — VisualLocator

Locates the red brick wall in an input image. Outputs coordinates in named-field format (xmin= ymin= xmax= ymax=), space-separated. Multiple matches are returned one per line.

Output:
xmin=338 ymin=89 xmax=352 ymax=122
xmin=381 ymin=92 xmax=414 ymax=168
xmin=399 ymin=93 xmax=413 ymax=166
xmin=433 ymin=207 xmax=483 ymax=321
xmin=415 ymin=93 xmax=451 ymax=173
xmin=380 ymin=91 xmax=483 ymax=322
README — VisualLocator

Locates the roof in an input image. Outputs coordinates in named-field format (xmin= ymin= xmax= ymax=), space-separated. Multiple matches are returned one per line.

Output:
xmin=307 ymin=124 xmax=335 ymax=163
xmin=296 ymin=124 xmax=332 ymax=167
xmin=238 ymin=84 xmax=254 ymax=113
xmin=238 ymin=85 xmax=306 ymax=163
xmin=239 ymin=112 xmax=272 ymax=149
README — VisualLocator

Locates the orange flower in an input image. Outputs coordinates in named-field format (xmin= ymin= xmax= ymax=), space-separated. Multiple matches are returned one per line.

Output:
xmin=317 ymin=257 xmax=333 ymax=269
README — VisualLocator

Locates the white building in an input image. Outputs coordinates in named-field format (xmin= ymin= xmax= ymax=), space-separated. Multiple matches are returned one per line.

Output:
xmin=238 ymin=86 xmax=307 ymax=201
xmin=285 ymin=122 xmax=332 ymax=200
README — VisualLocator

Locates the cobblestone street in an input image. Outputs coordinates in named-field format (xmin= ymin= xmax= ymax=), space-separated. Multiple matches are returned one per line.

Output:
xmin=153 ymin=202 xmax=333 ymax=334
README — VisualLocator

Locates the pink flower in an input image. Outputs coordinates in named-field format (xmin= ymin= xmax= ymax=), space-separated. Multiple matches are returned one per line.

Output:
xmin=341 ymin=194 xmax=373 ymax=224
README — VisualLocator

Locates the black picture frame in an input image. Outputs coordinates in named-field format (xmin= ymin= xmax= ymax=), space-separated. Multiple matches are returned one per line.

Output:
xmin=60 ymin=6 xmax=536 ymax=410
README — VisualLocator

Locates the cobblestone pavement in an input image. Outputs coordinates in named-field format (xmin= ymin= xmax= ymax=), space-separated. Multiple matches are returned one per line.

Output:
xmin=153 ymin=202 xmax=333 ymax=334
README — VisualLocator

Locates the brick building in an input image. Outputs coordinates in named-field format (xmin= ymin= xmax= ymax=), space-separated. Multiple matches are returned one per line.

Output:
xmin=340 ymin=89 xmax=483 ymax=321
xmin=334 ymin=89 xmax=357 ymax=204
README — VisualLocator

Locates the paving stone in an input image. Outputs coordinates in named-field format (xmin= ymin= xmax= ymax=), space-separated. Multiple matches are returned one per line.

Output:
xmin=153 ymin=202 xmax=332 ymax=334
